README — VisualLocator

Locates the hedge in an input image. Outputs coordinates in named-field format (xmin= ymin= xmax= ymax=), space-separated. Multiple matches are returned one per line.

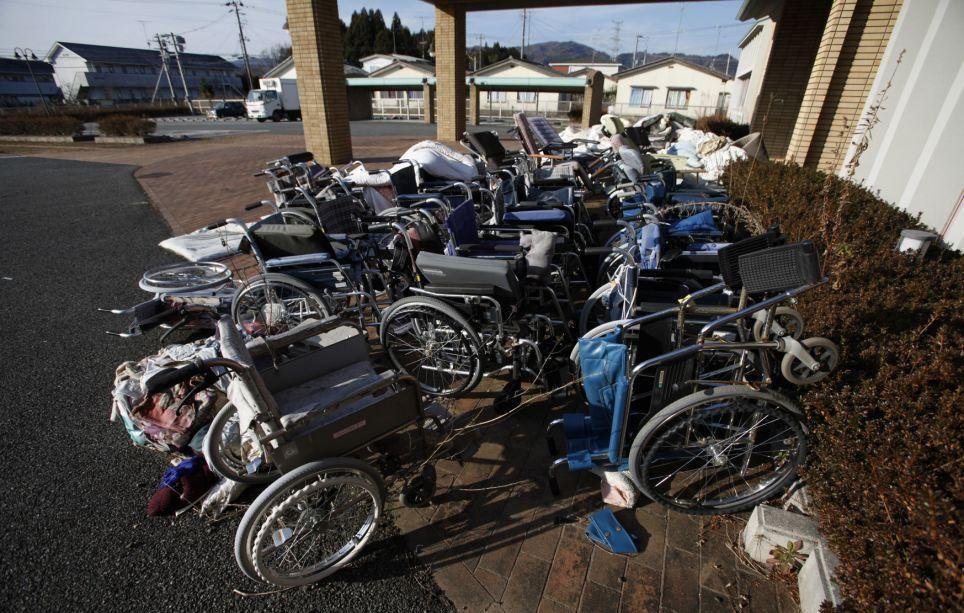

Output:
xmin=0 ymin=114 xmax=83 ymax=136
xmin=2 ymin=103 xmax=189 ymax=122
xmin=722 ymin=160 xmax=962 ymax=610
xmin=694 ymin=112 xmax=751 ymax=140
xmin=98 ymin=115 xmax=156 ymax=137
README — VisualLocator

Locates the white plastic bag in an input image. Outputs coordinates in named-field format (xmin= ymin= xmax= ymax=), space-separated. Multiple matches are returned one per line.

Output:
xmin=600 ymin=470 xmax=638 ymax=508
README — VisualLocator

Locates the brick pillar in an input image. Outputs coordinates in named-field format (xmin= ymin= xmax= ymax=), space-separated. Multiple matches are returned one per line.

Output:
xmin=750 ymin=0 xmax=832 ymax=160
xmin=792 ymin=0 xmax=903 ymax=170
xmin=581 ymin=70 xmax=604 ymax=128
xmin=422 ymin=81 xmax=435 ymax=124
xmin=468 ymin=83 xmax=480 ymax=126
xmin=285 ymin=0 xmax=352 ymax=164
xmin=434 ymin=4 xmax=466 ymax=142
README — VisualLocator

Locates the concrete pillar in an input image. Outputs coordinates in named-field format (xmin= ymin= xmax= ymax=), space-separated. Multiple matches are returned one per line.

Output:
xmin=434 ymin=3 xmax=466 ymax=142
xmin=468 ymin=83 xmax=480 ymax=126
xmin=581 ymin=70 xmax=604 ymax=128
xmin=285 ymin=0 xmax=352 ymax=164
xmin=422 ymin=82 xmax=435 ymax=124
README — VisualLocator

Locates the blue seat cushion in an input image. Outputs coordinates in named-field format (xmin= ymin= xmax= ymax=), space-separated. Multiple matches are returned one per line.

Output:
xmin=503 ymin=208 xmax=570 ymax=224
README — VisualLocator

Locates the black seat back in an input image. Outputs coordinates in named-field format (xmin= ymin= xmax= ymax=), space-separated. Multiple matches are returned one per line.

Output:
xmin=250 ymin=224 xmax=334 ymax=259
xmin=416 ymin=251 xmax=520 ymax=299
xmin=466 ymin=130 xmax=510 ymax=168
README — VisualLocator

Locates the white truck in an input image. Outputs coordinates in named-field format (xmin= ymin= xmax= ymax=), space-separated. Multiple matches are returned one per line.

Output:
xmin=245 ymin=77 xmax=301 ymax=122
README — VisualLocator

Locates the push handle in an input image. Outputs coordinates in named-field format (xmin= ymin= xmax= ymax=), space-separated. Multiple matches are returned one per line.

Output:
xmin=144 ymin=362 xmax=205 ymax=395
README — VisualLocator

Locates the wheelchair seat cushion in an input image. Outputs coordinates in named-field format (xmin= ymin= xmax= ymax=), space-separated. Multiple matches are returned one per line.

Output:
xmin=503 ymin=208 xmax=570 ymax=224
xmin=275 ymin=361 xmax=383 ymax=429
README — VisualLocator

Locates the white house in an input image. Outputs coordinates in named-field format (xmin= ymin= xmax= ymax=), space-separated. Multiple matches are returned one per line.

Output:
xmin=359 ymin=53 xmax=432 ymax=74
xmin=549 ymin=61 xmax=623 ymax=76
xmin=611 ymin=57 xmax=731 ymax=119
xmin=263 ymin=56 xmax=367 ymax=80
xmin=727 ymin=18 xmax=776 ymax=124
xmin=470 ymin=57 xmax=570 ymax=117
xmin=367 ymin=59 xmax=434 ymax=119
xmin=45 ymin=41 xmax=240 ymax=103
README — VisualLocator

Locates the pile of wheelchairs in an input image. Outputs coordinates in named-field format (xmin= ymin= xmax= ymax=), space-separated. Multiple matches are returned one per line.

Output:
xmin=104 ymin=114 xmax=839 ymax=587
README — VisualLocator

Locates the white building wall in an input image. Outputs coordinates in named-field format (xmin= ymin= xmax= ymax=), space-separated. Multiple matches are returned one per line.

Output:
xmin=842 ymin=0 xmax=964 ymax=249
xmin=49 ymin=48 xmax=91 ymax=101
xmin=613 ymin=62 xmax=730 ymax=119
xmin=727 ymin=18 xmax=776 ymax=124
xmin=362 ymin=57 xmax=394 ymax=73
xmin=475 ymin=63 xmax=562 ymax=111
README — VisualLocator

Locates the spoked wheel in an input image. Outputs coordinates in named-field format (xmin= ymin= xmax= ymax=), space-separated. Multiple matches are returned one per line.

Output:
xmin=235 ymin=459 xmax=385 ymax=586
xmin=203 ymin=404 xmax=281 ymax=484
xmin=579 ymin=283 xmax=625 ymax=336
xmin=780 ymin=337 xmax=839 ymax=385
xmin=379 ymin=296 xmax=483 ymax=397
xmin=629 ymin=385 xmax=807 ymax=515
xmin=231 ymin=274 xmax=330 ymax=336
xmin=696 ymin=348 xmax=765 ymax=384
xmin=139 ymin=261 xmax=232 ymax=293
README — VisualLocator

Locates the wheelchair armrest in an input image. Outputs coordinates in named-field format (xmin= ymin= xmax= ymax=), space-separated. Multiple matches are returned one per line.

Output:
xmin=456 ymin=243 xmax=521 ymax=255
xmin=247 ymin=316 xmax=352 ymax=357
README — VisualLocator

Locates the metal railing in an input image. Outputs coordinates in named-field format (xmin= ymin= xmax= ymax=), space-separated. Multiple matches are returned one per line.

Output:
xmin=607 ymin=103 xmax=725 ymax=120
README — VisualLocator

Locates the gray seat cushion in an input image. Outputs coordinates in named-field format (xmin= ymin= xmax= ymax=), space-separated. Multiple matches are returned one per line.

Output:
xmin=275 ymin=361 xmax=384 ymax=428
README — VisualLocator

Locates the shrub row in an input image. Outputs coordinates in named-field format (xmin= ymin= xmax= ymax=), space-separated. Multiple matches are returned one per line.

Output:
xmin=98 ymin=114 xmax=157 ymax=137
xmin=2 ymin=103 xmax=190 ymax=122
xmin=695 ymin=112 xmax=751 ymax=140
xmin=722 ymin=160 xmax=963 ymax=610
xmin=0 ymin=114 xmax=83 ymax=136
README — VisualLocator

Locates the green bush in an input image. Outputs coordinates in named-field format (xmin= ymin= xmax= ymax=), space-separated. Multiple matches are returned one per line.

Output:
xmin=695 ymin=112 xmax=750 ymax=139
xmin=722 ymin=160 xmax=962 ymax=610
xmin=98 ymin=114 xmax=157 ymax=137
xmin=0 ymin=114 xmax=83 ymax=136
xmin=3 ymin=103 xmax=189 ymax=122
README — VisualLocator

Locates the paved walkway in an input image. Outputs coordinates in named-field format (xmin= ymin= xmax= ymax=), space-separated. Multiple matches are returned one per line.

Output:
xmin=1 ymin=130 xmax=798 ymax=612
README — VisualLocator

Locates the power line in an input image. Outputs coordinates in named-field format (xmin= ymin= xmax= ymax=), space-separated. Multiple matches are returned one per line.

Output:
xmin=226 ymin=0 xmax=253 ymax=89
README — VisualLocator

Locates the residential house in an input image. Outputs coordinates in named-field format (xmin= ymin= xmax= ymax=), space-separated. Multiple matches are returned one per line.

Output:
xmin=470 ymin=56 xmax=572 ymax=118
xmin=549 ymin=61 xmax=624 ymax=76
xmin=611 ymin=57 xmax=731 ymax=119
xmin=367 ymin=59 xmax=434 ymax=119
xmin=45 ymin=42 xmax=240 ymax=104
xmin=359 ymin=53 xmax=433 ymax=74
xmin=727 ymin=18 xmax=776 ymax=124
xmin=261 ymin=55 xmax=371 ymax=119
xmin=0 ymin=57 xmax=61 ymax=107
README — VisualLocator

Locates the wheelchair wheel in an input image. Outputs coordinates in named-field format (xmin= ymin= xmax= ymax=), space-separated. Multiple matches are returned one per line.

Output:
xmin=780 ymin=337 xmax=839 ymax=386
xmin=203 ymin=404 xmax=281 ymax=484
xmin=629 ymin=385 xmax=807 ymax=515
xmin=242 ymin=460 xmax=384 ymax=586
xmin=139 ymin=262 xmax=232 ymax=294
xmin=379 ymin=296 xmax=483 ymax=397
xmin=231 ymin=274 xmax=330 ymax=336
xmin=235 ymin=458 xmax=385 ymax=584
xmin=752 ymin=307 xmax=804 ymax=342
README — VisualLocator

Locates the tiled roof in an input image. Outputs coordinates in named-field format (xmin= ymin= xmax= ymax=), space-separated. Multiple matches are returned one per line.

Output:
xmin=51 ymin=42 xmax=236 ymax=71
xmin=0 ymin=57 xmax=54 ymax=75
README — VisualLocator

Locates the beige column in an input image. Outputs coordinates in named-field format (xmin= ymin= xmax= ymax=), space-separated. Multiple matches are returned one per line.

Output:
xmin=422 ymin=81 xmax=435 ymax=124
xmin=468 ymin=83 xmax=480 ymax=126
xmin=285 ymin=0 xmax=352 ymax=164
xmin=434 ymin=3 xmax=466 ymax=142
xmin=581 ymin=70 xmax=604 ymax=129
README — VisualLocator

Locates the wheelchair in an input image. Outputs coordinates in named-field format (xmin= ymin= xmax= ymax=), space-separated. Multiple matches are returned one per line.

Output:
xmin=548 ymin=238 xmax=840 ymax=515
xmin=145 ymin=315 xmax=436 ymax=587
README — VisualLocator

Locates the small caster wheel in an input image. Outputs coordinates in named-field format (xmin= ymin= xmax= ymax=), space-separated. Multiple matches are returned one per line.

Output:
xmin=400 ymin=465 xmax=436 ymax=508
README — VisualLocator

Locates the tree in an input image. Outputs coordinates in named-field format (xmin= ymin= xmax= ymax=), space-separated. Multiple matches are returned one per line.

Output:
xmin=262 ymin=43 xmax=292 ymax=69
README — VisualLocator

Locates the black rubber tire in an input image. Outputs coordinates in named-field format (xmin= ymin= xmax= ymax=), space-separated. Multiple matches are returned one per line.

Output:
xmin=628 ymin=385 xmax=807 ymax=515
xmin=203 ymin=404 xmax=280 ymax=485
xmin=379 ymin=295 xmax=483 ymax=397
xmin=780 ymin=337 xmax=839 ymax=386
xmin=256 ymin=118 xmax=266 ymax=123
xmin=234 ymin=458 xmax=384 ymax=583
xmin=271 ymin=110 xmax=283 ymax=122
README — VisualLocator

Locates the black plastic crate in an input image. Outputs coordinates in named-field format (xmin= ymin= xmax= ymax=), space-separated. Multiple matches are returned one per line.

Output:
xmin=738 ymin=241 xmax=822 ymax=294
xmin=717 ymin=226 xmax=784 ymax=288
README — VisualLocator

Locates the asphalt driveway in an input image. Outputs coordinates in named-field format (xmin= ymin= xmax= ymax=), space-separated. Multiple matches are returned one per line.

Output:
xmin=0 ymin=156 xmax=451 ymax=612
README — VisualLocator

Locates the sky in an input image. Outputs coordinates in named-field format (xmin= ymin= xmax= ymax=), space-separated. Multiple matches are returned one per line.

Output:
xmin=0 ymin=0 xmax=749 ymax=62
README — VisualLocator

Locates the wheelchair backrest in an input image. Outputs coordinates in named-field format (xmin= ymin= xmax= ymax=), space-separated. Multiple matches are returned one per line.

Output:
xmin=314 ymin=194 xmax=364 ymax=235
xmin=389 ymin=162 xmax=419 ymax=196
xmin=258 ymin=325 xmax=371 ymax=393
xmin=444 ymin=199 xmax=480 ymax=247
xmin=416 ymin=251 xmax=521 ymax=298
xmin=465 ymin=130 xmax=508 ymax=164
xmin=249 ymin=223 xmax=335 ymax=260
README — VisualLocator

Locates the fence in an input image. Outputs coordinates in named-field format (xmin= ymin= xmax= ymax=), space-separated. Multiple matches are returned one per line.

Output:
xmin=607 ymin=103 xmax=724 ymax=121
xmin=370 ymin=96 xmax=579 ymax=124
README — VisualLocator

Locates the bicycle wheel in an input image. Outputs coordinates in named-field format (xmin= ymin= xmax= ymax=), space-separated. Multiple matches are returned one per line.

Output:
xmin=629 ymin=385 xmax=807 ymax=515
xmin=245 ymin=463 xmax=384 ymax=586
xmin=231 ymin=274 xmax=330 ymax=336
xmin=203 ymin=404 xmax=281 ymax=484
xmin=780 ymin=337 xmax=839 ymax=385
xmin=234 ymin=458 xmax=384 ymax=583
xmin=140 ymin=262 xmax=232 ymax=293
xmin=379 ymin=296 xmax=483 ymax=397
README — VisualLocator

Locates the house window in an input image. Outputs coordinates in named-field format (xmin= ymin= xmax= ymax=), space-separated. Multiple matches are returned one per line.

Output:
xmin=628 ymin=86 xmax=653 ymax=108
xmin=487 ymin=91 xmax=507 ymax=103
xmin=408 ymin=90 xmax=423 ymax=99
xmin=517 ymin=91 xmax=537 ymax=103
xmin=716 ymin=92 xmax=730 ymax=112
xmin=666 ymin=88 xmax=689 ymax=109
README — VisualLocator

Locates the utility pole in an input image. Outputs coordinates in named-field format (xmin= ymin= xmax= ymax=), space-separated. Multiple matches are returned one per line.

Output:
xmin=13 ymin=47 xmax=50 ymax=114
xmin=520 ymin=9 xmax=527 ymax=60
xmin=632 ymin=34 xmax=649 ymax=68
xmin=476 ymin=33 xmax=486 ymax=70
xmin=226 ymin=1 xmax=253 ymax=91
xmin=709 ymin=26 xmax=722 ymax=70
xmin=673 ymin=6 xmax=685 ymax=57
xmin=151 ymin=34 xmax=177 ymax=104
xmin=166 ymin=33 xmax=194 ymax=113
xmin=611 ymin=20 xmax=622 ymax=63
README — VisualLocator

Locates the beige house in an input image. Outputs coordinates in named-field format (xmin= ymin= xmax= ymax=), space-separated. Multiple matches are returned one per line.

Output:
xmin=611 ymin=57 xmax=731 ymax=119
xmin=470 ymin=57 xmax=570 ymax=117
xmin=727 ymin=18 xmax=776 ymax=124
xmin=367 ymin=60 xmax=434 ymax=119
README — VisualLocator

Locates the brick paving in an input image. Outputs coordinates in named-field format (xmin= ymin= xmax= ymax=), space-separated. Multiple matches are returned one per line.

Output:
xmin=2 ymin=130 xmax=799 ymax=612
